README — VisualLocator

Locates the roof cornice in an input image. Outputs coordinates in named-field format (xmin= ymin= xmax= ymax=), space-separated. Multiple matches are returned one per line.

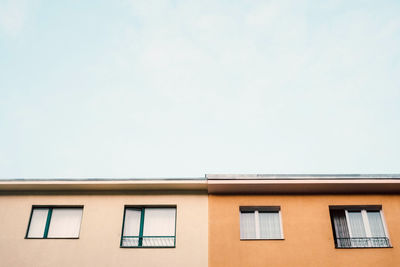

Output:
xmin=1 ymin=175 xmax=400 ymax=194
xmin=207 ymin=178 xmax=400 ymax=194
xmin=0 ymin=179 xmax=207 ymax=192
xmin=206 ymin=174 xmax=400 ymax=180
xmin=205 ymin=174 xmax=400 ymax=194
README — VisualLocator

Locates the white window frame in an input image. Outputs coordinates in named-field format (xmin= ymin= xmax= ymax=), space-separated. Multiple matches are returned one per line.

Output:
xmin=344 ymin=209 xmax=389 ymax=240
xmin=380 ymin=210 xmax=390 ymax=239
xmin=240 ymin=206 xmax=284 ymax=240
xmin=333 ymin=206 xmax=392 ymax=248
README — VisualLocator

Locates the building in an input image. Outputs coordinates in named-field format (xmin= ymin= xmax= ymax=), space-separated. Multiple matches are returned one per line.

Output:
xmin=0 ymin=178 xmax=208 ymax=267
xmin=208 ymin=174 xmax=400 ymax=267
xmin=1 ymin=174 xmax=400 ymax=267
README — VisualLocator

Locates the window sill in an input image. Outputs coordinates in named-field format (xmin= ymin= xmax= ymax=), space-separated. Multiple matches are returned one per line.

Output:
xmin=25 ymin=237 xmax=79 ymax=239
xmin=120 ymin=246 xmax=176 ymax=248
xmin=240 ymin=238 xmax=285 ymax=241
xmin=335 ymin=246 xmax=393 ymax=249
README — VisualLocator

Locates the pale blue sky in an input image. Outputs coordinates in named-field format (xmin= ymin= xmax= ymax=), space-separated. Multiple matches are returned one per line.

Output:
xmin=1 ymin=0 xmax=400 ymax=178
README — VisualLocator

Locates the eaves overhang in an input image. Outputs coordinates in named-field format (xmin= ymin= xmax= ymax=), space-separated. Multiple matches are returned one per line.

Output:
xmin=0 ymin=178 xmax=207 ymax=192
xmin=206 ymin=174 xmax=400 ymax=194
xmin=1 ymin=175 xmax=400 ymax=194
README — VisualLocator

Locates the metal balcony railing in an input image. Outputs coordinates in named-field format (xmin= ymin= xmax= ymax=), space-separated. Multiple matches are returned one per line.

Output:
xmin=121 ymin=236 xmax=176 ymax=247
xmin=336 ymin=237 xmax=390 ymax=248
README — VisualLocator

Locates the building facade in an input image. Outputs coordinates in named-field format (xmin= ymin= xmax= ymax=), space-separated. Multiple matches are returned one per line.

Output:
xmin=208 ymin=174 xmax=400 ymax=267
xmin=0 ymin=179 xmax=208 ymax=267
xmin=1 ymin=174 xmax=400 ymax=267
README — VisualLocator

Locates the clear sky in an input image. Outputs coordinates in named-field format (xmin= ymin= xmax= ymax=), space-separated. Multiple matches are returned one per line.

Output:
xmin=1 ymin=0 xmax=400 ymax=178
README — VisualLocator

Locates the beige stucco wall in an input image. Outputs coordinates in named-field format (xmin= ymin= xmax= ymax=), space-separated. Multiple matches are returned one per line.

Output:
xmin=209 ymin=194 xmax=400 ymax=267
xmin=0 ymin=192 xmax=208 ymax=267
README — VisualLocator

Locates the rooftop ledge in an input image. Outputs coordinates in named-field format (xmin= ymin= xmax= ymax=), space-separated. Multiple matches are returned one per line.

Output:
xmin=206 ymin=174 xmax=400 ymax=180
xmin=1 ymin=175 xmax=400 ymax=193
xmin=0 ymin=179 xmax=207 ymax=192
xmin=206 ymin=174 xmax=400 ymax=194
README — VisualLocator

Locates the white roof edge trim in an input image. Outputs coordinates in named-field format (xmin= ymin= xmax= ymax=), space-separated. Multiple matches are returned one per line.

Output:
xmin=206 ymin=174 xmax=400 ymax=179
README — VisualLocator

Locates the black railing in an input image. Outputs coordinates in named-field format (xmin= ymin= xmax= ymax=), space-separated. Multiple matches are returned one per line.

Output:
xmin=336 ymin=237 xmax=390 ymax=248
xmin=121 ymin=236 xmax=175 ymax=247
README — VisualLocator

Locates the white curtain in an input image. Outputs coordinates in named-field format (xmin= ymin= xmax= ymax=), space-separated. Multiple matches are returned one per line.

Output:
xmin=367 ymin=211 xmax=387 ymax=247
xmin=347 ymin=211 xmax=367 ymax=247
xmin=27 ymin=208 xmax=48 ymax=238
xmin=122 ymin=208 xmax=141 ymax=246
xmin=123 ymin=209 xmax=141 ymax=236
xmin=348 ymin=211 xmax=366 ymax=237
xmin=47 ymin=208 xmax=83 ymax=238
xmin=240 ymin=212 xmax=256 ymax=239
xmin=142 ymin=208 xmax=176 ymax=246
xmin=367 ymin=211 xmax=385 ymax=237
xmin=143 ymin=208 xmax=176 ymax=236
xmin=259 ymin=212 xmax=281 ymax=239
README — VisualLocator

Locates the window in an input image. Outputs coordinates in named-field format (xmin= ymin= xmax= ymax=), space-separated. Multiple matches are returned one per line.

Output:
xmin=329 ymin=206 xmax=390 ymax=248
xmin=240 ymin=206 xmax=283 ymax=240
xmin=121 ymin=206 xmax=176 ymax=248
xmin=26 ymin=207 xmax=83 ymax=238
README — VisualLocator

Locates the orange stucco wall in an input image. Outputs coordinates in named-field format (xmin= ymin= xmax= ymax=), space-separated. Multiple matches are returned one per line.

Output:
xmin=209 ymin=194 xmax=400 ymax=267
